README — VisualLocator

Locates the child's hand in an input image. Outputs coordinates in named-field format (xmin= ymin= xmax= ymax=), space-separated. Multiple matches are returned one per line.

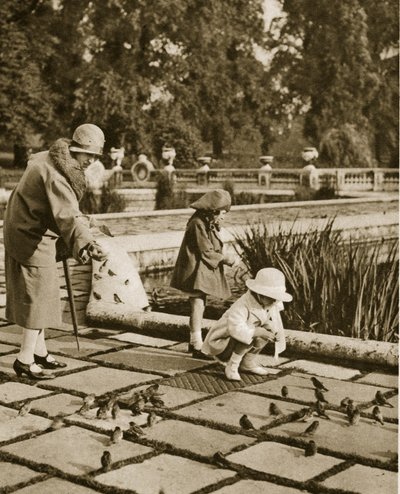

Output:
xmin=254 ymin=326 xmax=277 ymax=341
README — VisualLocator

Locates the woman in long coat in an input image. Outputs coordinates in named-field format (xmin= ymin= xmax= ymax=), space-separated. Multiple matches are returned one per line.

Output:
xmin=171 ymin=189 xmax=236 ymax=358
xmin=4 ymin=124 xmax=108 ymax=379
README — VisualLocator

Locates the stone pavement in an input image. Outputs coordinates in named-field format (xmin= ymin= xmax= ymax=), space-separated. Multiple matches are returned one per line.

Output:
xmin=0 ymin=318 xmax=398 ymax=493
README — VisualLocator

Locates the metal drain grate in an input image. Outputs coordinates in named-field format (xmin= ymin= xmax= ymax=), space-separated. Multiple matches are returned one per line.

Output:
xmin=162 ymin=370 xmax=269 ymax=394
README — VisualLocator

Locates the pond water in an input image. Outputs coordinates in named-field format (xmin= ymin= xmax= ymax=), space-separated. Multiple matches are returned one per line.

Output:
xmin=143 ymin=267 xmax=248 ymax=320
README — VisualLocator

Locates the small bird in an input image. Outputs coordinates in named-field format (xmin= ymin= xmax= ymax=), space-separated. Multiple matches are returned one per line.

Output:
xmin=78 ymin=403 xmax=91 ymax=415
xmin=147 ymin=411 xmax=157 ymax=427
xmin=93 ymin=292 xmax=102 ymax=300
xmin=314 ymin=388 xmax=328 ymax=403
xmin=18 ymin=401 xmax=32 ymax=417
xmin=49 ymin=414 xmax=65 ymax=430
xmin=128 ymin=422 xmax=145 ymax=437
xmin=108 ymin=269 xmax=117 ymax=277
xmin=281 ymin=386 xmax=289 ymax=398
xmin=375 ymin=391 xmax=394 ymax=408
xmin=111 ymin=426 xmax=123 ymax=444
xmin=300 ymin=420 xmax=319 ymax=436
xmin=142 ymin=383 xmax=162 ymax=399
xmin=311 ymin=377 xmax=329 ymax=392
xmin=297 ymin=407 xmax=314 ymax=422
xmin=124 ymin=279 xmax=130 ymax=285
xmin=269 ymin=402 xmax=283 ymax=416
xmin=346 ymin=400 xmax=355 ymax=419
xmin=113 ymin=293 xmax=124 ymax=304
xmin=83 ymin=393 xmax=96 ymax=406
xmin=340 ymin=397 xmax=351 ymax=409
xmin=98 ymin=224 xmax=114 ymax=237
xmin=239 ymin=414 xmax=255 ymax=430
xmin=149 ymin=396 xmax=166 ymax=408
xmin=99 ymin=259 xmax=108 ymax=272
xmin=101 ymin=451 xmax=112 ymax=472
xmin=111 ymin=402 xmax=120 ymax=420
xmin=372 ymin=406 xmax=384 ymax=425
xmin=93 ymin=273 xmax=102 ymax=280
xmin=96 ymin=405 xmax=109 ymax=420
xmin=105 ymin=394 xmax=118 ymax=412
xmin=213 ymin=451 xmax=227 ymax=465
xmin=315 ymin=400 xmax=331 ymax=420
xmin=348 ymin=408 xmax=360 ymax=426
xmin=304 ymin=440 xmax=318 ymax=457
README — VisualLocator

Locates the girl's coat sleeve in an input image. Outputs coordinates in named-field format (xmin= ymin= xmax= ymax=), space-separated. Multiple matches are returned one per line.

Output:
xmin=227 ymin=304 xmax=254 ymax=345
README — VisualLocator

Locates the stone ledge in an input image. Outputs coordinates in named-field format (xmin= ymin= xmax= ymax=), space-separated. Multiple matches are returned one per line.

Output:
xmin=86 ymin=304 xmax=398 ymax=369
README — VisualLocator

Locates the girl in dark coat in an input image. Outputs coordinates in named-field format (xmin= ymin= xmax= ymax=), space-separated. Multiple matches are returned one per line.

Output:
xmin=171 ymin=189 xmax=237 ymax=358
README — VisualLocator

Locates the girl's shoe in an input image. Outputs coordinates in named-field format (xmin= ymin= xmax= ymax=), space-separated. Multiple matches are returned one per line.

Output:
xmin=240 ymin=354 xmax=270 ymax=376
xmin=34 ymin=354 xmax=67 ymax=369
xmin=13 ymin=359 xmax=55 ymax=380
xmin=225 ymin=362 xmax=241 ymax=381
xmin=188 ymin=344 xmax=213 ymax=360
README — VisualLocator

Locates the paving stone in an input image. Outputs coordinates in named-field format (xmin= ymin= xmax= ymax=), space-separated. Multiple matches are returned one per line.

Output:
xmin=119 ymin=383 xmax=210 ymax=409
xmin=45 ymin=367 xmax=162 ymax=395
xmin=0 ymin=342 xmax=17 ymax=353
xmin=144 ymin=419 xmax=255 ymax=456
xmin=174 ymin=391 xmax=303 ymax=428
xmin=268 ymin=410 xmax=398 ymax=462
xmin=49 ymin=321 xmax=89 ymax=332
xmin=0 ymin=404 xmax=51 ymax=441
xmin=68 ymin=407 xmax=149 ymax=431
xmin=30 ymin=393 xmax=83 ymax=417
xmin=227 ymin=441 xmax=341 ymax=481
xmin=12 ymin=478 xmax=99 ymax=494
xmin=213 ymin=479 xmax=309 ymax=493
xmin=357 ymin=372 xmax=399 ymax=389
xmin=108 ymin=332 xmax=176 ymax=347
xmin=0 ymin=325 xmax=62 ymax=345
xmin=79 ymin=327 xmax=124 ymax=339
xmin=95 ymin=453 xmax=235 ymax=493
xmin=0 ymin=382 xmax=52 ymax=403
xmin=321 ymin=464 xmax=398 ymax=494
xmin=2 ymin=426 xmax=152 ymax=476
xmin=245 ymin=373 xmax=392 ymax=410
xmin=0 ymin=461 xmax=42 ymax=489
xmin=0 ymin=354 xmax=96 ymax=376
xmin=280 ymin=360 xmax=360 ymax=379
xmin=44 ymin=334 xmax=128 ymax=357
xmin=92 ymin=347 xmax=211 ymax=375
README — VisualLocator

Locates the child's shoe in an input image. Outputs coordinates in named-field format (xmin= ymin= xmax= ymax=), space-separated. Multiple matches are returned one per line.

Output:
xmin=240 ymin=353 xmax=270 ymax=376
xmin=225 ymin=362 xmax=241 ymax=381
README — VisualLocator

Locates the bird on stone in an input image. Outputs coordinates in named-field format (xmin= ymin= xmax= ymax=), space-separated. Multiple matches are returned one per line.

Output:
xmin=348 ymin=408 xmax=360 ymax=426
xmin=149 ymin=396 xmax=166 ymax=408
xmin=18 ymin=400 xmax=32 ymax=417
xmin=340 ymin=397 xmax=351 ymax=409
xmin=147 ymin=411 xmax=157 ymax=428
xmin=93 ymin=273 xmax=102 ymax=280
xmin=83 ymin=393 xmax=96 ymax=406
xmin=239 ymin=414 xmax=255 ymax=430
xmin=281 ymin=386 xmax=289 ymax=398
xmin=311 ymin=377 xmax=329 ymax=392
xmin=96 ymin=405 xmax=109 ymax=420
xmin=113 ymin=293 xmax=124 ymax=304
xmin=375 ymin=391 xmax=394 ymax=408
xmin=346 ymin=400 xmax=355 ymax=419
xmin=111 ymin=402 xmax=120 ymax=420
xmin=213 ymin=451 xmax=227 ymax=465
xmin=111 ymin=426 xmax=123 ymax=444
xmin=300 ymin=420 xmax=319 ymax=437
xmin=269 ymin=402 xmax=283 ymax=416
xmin=93 ymin=292 xmax=102 ymax=300
xmin=98 ymin=224 xmax=114 ymax=238
xmin=304 ymin=440 xmax=318 ymax=457
xmin=143 ymin=383 xmax=163 ymax=399
xmin=101 ymin=451 xmax=112 ymax=472
xmin=315 ymin=400 xmax=331 ymax=420
xmin=372 ymin=406 xmax=384 ymax=426
xmin=105 ymin=394 xmax=118 ymax=412
xmin=314 ymin=388 xmax=328 ymax=403
xmin=108 ymin=269 xmax=117 ymax=277
xmin=49 ymin=414 xmax=65 ymax=430
xmin=297 ymin=407 xmax=314 ymax=422
xmin=99 ymin=259 xmax=108 ymax=272
xmin=128 ymin=422 xmax=145 ymax=437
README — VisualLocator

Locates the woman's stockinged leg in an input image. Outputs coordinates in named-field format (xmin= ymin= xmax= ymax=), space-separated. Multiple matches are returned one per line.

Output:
xmin=189 ymin=296 xmax=205 ymax=350
xmin=18 ymin=328 xmax=40 ymax=365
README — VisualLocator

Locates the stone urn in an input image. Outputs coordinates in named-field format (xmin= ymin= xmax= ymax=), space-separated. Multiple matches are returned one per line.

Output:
xmin=301 ymin=147 xmax=319 ymax=164
xmin=259 ymin=155 xmax=273 ymax=170
xmin=196 ymin=156 xmax=212 ymax=173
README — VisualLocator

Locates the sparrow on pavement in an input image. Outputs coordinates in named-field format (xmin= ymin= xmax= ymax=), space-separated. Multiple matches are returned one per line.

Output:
xmin=304 ymin=440 xmax=318 ymax=457
xmin=111 ymin=426 xmax=123 ymax=444
xmin=128 ymin=422 xmax=145 ymax=437
xmin=101 ymin=451 xmax=112 ymax=472
xmin=18 ymin=401 xmax=32 ymax=417
xmin=269 ymin=402 xmax=283 ymax=416
xmin=300 ymin=420 xmax=319 ymax=436
xmin=315 ymin=400 xmax=331 ymax=420
xmin=49 ymin=414 xmax=65 ymax=430
xmin=147 ymin=411 xmax=157 ymax=427
xmin=239 ymin=414 xmax=255 ymax=430
xmin=372 ymin=406 xmax=384 ymax=426
xmin=311 ymin=377 xmax=329 ymax=392
xmin=281 ymin=386 xmax=289 ymax=398
xmin=348 ymin=408 xmax=360 ymax=426
xmin=375 ymin=391 xmax=394 ymax=408
xmin=111 ymin=402 xmax=120 ymax=420
xmin=314 ymin=388 xmax=328 ymax=403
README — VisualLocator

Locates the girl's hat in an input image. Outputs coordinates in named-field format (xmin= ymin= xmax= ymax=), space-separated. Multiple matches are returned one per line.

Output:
xmin=246 ymin=268 xmax=292 ymax=302
xmin=190 ymin=189 xmax=231 ymax=212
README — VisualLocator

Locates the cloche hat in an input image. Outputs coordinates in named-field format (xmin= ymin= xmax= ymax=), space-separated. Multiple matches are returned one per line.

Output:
xmin=246 ymin=268 xmax=292 ymax=302
xmin=69 ymin=124 xmax=105 ymax=155
xmin=190 ymin=189 xmax=231 ymax=212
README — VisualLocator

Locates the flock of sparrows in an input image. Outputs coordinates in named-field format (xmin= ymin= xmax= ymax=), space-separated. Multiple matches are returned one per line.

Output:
xmin=238 ymin=377 xmax=393 ymax=458
xmin=13 ymin=376 xmax=394 ymax=473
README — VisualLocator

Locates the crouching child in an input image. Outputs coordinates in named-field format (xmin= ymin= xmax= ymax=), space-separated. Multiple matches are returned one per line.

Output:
xmin=202 ymin=268 xmax=292 ymax=381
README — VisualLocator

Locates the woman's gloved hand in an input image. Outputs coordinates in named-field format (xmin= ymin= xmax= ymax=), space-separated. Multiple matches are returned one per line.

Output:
xmin=80 ymin=242 xmax=109 ymax=263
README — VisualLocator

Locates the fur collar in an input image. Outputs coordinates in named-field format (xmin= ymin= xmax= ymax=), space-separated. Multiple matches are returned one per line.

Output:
xmin=48 ymin=138 xmax=87 ymax=200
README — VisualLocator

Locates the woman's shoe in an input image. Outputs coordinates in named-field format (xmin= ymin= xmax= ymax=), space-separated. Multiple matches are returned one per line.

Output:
xmin=34 ymin=354 xmax=67 ymax=369
xmin=13 ymin=359 xmax=55 ymax=380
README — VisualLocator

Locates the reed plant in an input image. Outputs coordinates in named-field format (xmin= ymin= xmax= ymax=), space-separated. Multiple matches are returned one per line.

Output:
xmin=234 ymin=219 xmax=399 ymax=342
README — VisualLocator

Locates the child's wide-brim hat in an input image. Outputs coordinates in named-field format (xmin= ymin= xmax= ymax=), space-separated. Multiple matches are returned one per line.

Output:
xmin=246 ymin=267 xmax=293 ymax=302
xmin=190 ymin=189 xmax=231 ymax=211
